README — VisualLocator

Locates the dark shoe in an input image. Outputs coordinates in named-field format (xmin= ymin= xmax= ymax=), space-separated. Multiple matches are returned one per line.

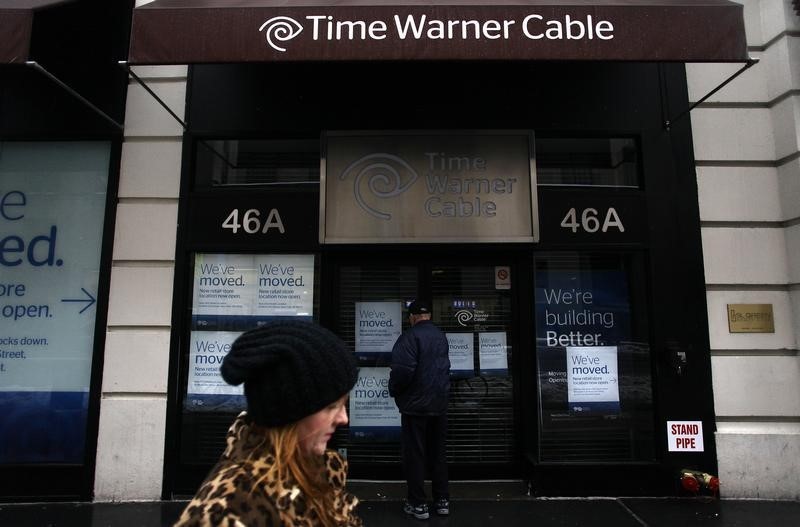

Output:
xmin=434 ymin=498 xmax=449 ymax=516
xmin=403 ymin=501 xmax=430 ymax=520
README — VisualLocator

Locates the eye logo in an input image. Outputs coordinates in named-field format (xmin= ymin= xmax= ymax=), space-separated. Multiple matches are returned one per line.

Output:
xmin=259 ymin=17 xmax=304 ymax=52
xmin=339 ymin=153 xmax=419 ymax=220
xmin=455 ymin=310 xmax=474 ymax=327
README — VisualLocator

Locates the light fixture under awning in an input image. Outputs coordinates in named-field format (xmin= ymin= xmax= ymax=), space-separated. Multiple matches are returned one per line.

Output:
xmin=0 ymin=0 xmax=73 ymax=64
xmin=128 ymin=0 xmax=748 ymax=65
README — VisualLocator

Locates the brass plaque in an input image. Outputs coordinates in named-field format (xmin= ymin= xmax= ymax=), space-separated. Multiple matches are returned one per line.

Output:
xmin=727 ymin=304 xmax=774 ymax=333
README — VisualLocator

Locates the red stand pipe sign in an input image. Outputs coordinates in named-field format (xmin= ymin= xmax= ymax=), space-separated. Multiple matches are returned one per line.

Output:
xmin=667 ymin=421 xmax=704 ymax=452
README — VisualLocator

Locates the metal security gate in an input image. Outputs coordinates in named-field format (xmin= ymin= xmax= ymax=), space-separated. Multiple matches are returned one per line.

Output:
xmin=329 ymin=258 xmax=519 ymax=478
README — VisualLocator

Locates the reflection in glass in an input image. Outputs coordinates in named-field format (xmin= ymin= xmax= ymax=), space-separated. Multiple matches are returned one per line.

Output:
xmin=536 ymin=137 xmax=639 ymax=188
xmin=195 ymin=139 xmax=320 ymax=188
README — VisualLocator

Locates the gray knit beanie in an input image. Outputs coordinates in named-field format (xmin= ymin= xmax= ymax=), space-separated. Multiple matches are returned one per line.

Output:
xmin=220 ymin=320 xmax=358 ymax=427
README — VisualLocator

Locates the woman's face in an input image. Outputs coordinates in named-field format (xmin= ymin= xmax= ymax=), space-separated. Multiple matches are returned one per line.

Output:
xmin=296 ymin=394 xmax=349 ymax=457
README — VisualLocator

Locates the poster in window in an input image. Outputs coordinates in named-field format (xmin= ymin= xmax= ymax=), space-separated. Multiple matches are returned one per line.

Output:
xmin=478 ymin=332 xmax=508 ymax=376
xmin=446 ymin=332 xmax=474 ymax=377
xmin=185 ymin=331 xmax=245 ymax=411
xmin=187 ymin=253 xmax=315 ymax=412
xmin=566 ymin=345 xmax=620 ymax=415
xmin=192 ymin=253 xmax=314 ymax=330
xmin=254 ymin=254 xmax=314 ymax=318
xmin=535 ymin=270 xmax=630 ymax=417
xmin=349 ymin=367 xmax=401 ymax=441
xmin=0 ymin=142 xmax=109 ymax=463
xmin=354 ymin=301 xmax=402 ymax=361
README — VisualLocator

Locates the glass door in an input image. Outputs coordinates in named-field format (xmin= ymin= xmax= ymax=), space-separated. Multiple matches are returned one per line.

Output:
xmin=430 ymin=264 xmax=516 ymax=468
xmin=330 ymin=258 xmax=519 ymax=479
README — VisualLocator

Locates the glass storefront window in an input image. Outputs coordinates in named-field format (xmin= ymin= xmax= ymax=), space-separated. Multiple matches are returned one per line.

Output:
xmin=534 ymin=253 xmax=654 ymax=462
xmin=194 ymin=139 xmax=320 ymax=188
xmin=183 ymin=253 xmax=317 ymax=413
xmin=536 ymin=137 xmax=639 ymax=188
xmin=0 ymin=141 xmax=110 ymax=464
xmin=179 ymin=252 xmax=319 ymax=466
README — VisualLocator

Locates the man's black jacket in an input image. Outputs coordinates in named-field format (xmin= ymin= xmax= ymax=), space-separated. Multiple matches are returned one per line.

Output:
xmin=389 ymin=319 xmax=450 ymax=415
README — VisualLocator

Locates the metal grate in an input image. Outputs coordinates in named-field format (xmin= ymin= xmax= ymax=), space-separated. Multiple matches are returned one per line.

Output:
xmin=539 ymin=428 xmax=633 ymax=462
xmin=334 ymin=264 xmax=516 ymax=468
xmin=333 ymin=264 xmax=416 ymax=465
xmin=431 ymin=265 xmax=515 ymax=466
xmin=180 ymin=413 xmax=235 ymax=464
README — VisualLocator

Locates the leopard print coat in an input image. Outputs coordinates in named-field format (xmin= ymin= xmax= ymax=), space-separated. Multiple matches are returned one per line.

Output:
xmin=173 ymin=413 xmax=362 ymax=527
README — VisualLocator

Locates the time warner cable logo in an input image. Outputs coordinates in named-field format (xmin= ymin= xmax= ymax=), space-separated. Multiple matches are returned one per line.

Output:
xmin=259 ymin=13 xmax=616 ymax=53
xmin=455 ymin=309 xmax=474 ymax=326
xmin=339 ymin=153 xmax=419 ymax=220
xmin=259 ymin=17 xmax=304 ymax=52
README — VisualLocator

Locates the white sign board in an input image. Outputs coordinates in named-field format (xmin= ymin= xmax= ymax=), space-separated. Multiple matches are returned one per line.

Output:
xmin=667 ymin=421 xmax=705 ymax=452
xmin=355 ymin=301 xmax=402 ymax=357
xmin=0 ymin=141 xmax=109 ymax=463
xmin=193 ymin=253 xmax=314 ymax=322
xmin=187 ymin=331 xmax=244 ymax=398
xmin=478 ymin=331 xmax=508 ymax=374
xmin=446 ymin=332 xmax=474 ymax=374
xmin=0 ymin=142 xmax=108 ymax=393
xmin=566 ymin=346 xmax=620 ymax=414
xmin=349 ymin=367 xmax=401 ymax=440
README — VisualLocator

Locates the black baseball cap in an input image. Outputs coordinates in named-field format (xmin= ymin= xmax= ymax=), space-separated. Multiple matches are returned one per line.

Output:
xmin=407 ymin=300 xmax=431 ymax=315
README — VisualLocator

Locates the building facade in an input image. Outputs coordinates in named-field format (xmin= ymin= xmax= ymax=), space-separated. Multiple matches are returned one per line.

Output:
xmin=0 ymin=0 xmax=798 ymax=502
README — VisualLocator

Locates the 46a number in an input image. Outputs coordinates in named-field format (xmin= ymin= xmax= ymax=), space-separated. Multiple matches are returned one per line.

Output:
xmin=222 ymin=208 xmax=285 ymax=234
xmin=560 ymin=207 xmax=625 ymax=233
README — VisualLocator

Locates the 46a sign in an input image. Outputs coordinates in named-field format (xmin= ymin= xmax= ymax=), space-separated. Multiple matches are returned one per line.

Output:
xmin=560 ymin=207 xmax=624 ymax=234
xmin=186 ymin=193 xmax=317 ymax=246
xmin=538 ymin=194 xmax=644 ymax=243
xmin=221 ymin=208 xmax=285 ymax=235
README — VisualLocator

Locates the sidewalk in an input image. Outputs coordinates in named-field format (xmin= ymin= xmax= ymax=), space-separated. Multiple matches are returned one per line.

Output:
xmin=1 ymin=497 xmax=798 ymax=526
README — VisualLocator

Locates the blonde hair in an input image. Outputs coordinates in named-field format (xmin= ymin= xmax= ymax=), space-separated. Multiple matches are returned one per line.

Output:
xmin=252 ymin=422 xmax=339 ymax=527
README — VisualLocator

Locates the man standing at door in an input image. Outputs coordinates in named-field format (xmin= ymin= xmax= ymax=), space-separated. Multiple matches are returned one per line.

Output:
xmin=389 ymin=299 xmax=451 ymax=520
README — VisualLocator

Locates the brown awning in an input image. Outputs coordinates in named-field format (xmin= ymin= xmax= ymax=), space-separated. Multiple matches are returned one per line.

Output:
xmin=128 ymin=0 xmax=748 ymax=65
xmin=0 ymin=0 xmax=73 ymax=64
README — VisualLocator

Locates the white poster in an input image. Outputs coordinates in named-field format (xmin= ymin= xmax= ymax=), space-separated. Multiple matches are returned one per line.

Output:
xmin=446 ymin=332 xmax=474 ymax=374
xmin=0 ymin=142 xmax=110 ymax=463
xmin=0 ymin=142 xmax=109 ymax=393
xmin=192 ymin=253 xmax=314 ymax=329
xmin=566 ymin=346 xmax=620 ymax=414
xmin=354 ymin=301 xmax=402 ymax=357
xmin=187 ymin=331 xmax=244 ymax=397
xmin=478 ymin=332 xmax=508 ymax=374
xmin=254 ymin=254 xmax=314 ymax=316
xmin=349 ymin=367 xmax=401 ymax=440
xmin=193 ymin=253 xmax=256 ymax=317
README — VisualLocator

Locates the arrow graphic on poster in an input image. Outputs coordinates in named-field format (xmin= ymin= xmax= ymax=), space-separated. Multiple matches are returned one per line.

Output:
xmin=61 ymin=288 xmax=96 ymax=314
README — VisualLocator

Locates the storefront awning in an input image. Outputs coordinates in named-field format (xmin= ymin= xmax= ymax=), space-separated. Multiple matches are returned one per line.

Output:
xmin=0 ymin=0 xmax=72 ymax=64
xmin=128 ymin=0 xmax=748 ymax=65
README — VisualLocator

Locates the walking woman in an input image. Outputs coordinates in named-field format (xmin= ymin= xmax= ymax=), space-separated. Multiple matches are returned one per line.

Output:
xmin=174 ymin=320 xmax=362 ymax=527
